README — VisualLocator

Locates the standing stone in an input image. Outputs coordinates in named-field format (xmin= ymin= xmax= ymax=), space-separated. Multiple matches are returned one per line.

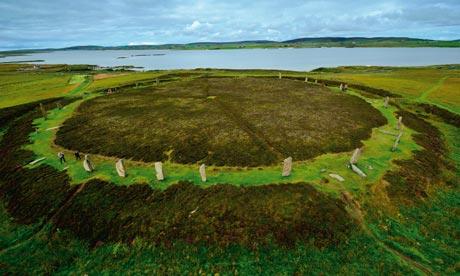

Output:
xmin=384 ymin=96 xmax=389 ymax=108
xmin=199 ymin=164 xmax=206 ymax=182
xmin=279 ymin=72 xmax=282 ymax=79
xmin=339 ymin=83 xmax=344 ymax=91
xmin=116 ymin=159 xmax=126 ymax=177
xmin=315 ymin=79 xmax=318 ymax=84
xmin=282 ymin=157 xmax=292 ymax=177
xmin=391 ymin=132 xmax=403 ymax=152
xmin=350 ymin=148 xmax=362 ymax=165
xmin=305 ymin=76 xmax=308 ymax=82
xmin=397 ymin=116 xmax=403 ymax=130
xmin=156 ymin=78 xmax=159 ymax=85
xmin=83 ymin=155 xmax=94 ymax=172
xmin=155 ymin=162 xmax=164 ymax=181
xmin=39 ymin=103 xmax=47 ymax=119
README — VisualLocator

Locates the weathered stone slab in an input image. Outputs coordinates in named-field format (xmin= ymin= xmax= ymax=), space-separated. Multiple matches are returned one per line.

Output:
xmin=349 ymin=148 xmax=362 ymax=165
xmin=83 ymin=155 xmax=94 ymax=172
xmin=29 ymin=157 xmax=46 ymax=165
xmin=282 ymin=157 xmax=292 ymax=177
xmin=329 ymin=173 xmax=345 ymax=182
xmin=46 ymin=126 xmax=60 ymax=131
xmin=279 ymin=72 xmax=282 ymax=79
xmin=305 ymin=76 xmax=308 ymax=82
xmin=391 ymin=132 xmax=403 ymax=152
xmin=155 ymin=161 xmax=164 ymax=181
xmin=350 ymin=164 xmax=367 ymax=178
xmin=116 ymin=159 xmax=126 ymax=177
xmin=199 ymin=164 xmax=206 ymax=182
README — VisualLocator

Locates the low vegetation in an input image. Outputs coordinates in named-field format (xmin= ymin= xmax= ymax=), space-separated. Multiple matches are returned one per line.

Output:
xmin=0 ymin=64 xmax=459 ymax=274
xmin=57 ymin=77 xmax=385 ymax=166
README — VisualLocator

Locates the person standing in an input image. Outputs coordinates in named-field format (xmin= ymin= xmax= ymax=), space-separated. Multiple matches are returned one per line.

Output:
xmin=58 ymin=152 xmax=66 ymax=164
xmin=74 ymin=150 xmax=81 ymax=160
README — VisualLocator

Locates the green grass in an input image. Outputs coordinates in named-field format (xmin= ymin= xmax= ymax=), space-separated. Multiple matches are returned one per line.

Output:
xmin=307 ymin=65 xmax=460 ymax=114
xmin=0 ymin=67 xmax=88 ymax=108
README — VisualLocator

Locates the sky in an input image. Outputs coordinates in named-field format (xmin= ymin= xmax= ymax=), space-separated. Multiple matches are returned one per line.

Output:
xmin=1 ymin=0 xmax=460 ymax=50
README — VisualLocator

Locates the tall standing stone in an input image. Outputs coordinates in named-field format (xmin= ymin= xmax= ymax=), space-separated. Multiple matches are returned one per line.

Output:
xmin=116 ymin=159 xmax=126 ymax=177
xmin=397 ymin=116 xmax=403 ymax=130
xmin=155 ymin=162 xmax=164 ymax=181
xmin=156 ymin=78 xmax=159 ymax=85
xmin=384 ymin=96 xmax=389 ymax=108
xmin=199 ymin=164 xmax=206 ymax=182
xmin=83 ymin=155 xmax=94 ymax=172
xmin=279 ymin=72 xmax=282 ymax=79
xmin=315 ymin=79 xmax=318 ymax=84
xmin=339 ymin=83 xmax=344 ymax=91
xmin=282 ymin=157 xmax=292 ymax=177
xmin=305 ymin=76 xmax=308 ymax=82
xmin=391 ymin=132 xmax=403 ymax=152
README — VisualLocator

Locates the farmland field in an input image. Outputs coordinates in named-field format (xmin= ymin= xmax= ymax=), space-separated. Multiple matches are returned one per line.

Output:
xmin=0 ymin=64 xmax=459 ymax=274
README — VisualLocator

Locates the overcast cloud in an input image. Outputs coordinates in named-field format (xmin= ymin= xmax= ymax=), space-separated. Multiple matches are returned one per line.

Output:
xmin=1 ymin=0 xmax=459 ymax=50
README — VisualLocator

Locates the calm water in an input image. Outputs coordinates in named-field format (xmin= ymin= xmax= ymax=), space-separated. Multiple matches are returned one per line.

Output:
xmin=2 ymin=48 xmax=460 ymax=70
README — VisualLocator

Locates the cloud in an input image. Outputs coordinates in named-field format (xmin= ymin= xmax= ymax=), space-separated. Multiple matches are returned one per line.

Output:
xmin=185 ymin=20 xmax=202 ymax=31
xmin=0 ymin=0 xmax=459 ymax=50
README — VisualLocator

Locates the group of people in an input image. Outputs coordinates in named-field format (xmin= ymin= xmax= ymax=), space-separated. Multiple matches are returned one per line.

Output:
xmin=57 ymin=150 xmax=82 ymax=164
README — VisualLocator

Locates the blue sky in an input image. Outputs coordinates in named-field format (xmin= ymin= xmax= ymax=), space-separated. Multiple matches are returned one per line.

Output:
xmin=1 ymin=0 xmax=459 ymax=50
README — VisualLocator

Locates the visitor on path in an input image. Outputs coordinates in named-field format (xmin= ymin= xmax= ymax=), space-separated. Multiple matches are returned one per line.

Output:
xmin=74 ymin=151 xmax=81 ymax=160
xmin=58 ymin=152 xmax=66 ymax=164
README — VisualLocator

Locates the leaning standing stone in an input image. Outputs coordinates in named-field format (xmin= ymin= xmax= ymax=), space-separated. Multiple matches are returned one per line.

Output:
xmin=350 ymin=148 xmax=362 ymax=165
xmin=155 ymin=162 xmax=164 ymax=181
xmin=282 ymin=157 xmax=292 ymax=177
xmin=116 ymin=159 xmax=126 ymax=177
xmin=199 ymin=164 xmax=206 ymax=182
xmin=83 ymin=155 xmax=94 ymax=172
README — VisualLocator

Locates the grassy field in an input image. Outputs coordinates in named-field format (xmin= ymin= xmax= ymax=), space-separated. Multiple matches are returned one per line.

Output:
xmin=307 ymin=65 xmax=460 ymax=113
xmin=0 ymin=64 xmax=459 ymax=274
xmin=0 ymin=64 xmax=91 ymax=108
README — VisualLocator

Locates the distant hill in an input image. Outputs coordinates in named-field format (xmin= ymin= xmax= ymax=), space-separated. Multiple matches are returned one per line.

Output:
xmin=1 ymin=37 xmax=459 ymax=57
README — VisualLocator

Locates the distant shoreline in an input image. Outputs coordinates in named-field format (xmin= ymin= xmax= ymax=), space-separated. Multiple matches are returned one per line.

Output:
xmin=2 ymin=36 xmax=460 ymax=57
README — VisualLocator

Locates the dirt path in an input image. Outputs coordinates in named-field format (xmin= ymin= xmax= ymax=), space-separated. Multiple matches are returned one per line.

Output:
xmin=0 ymin=183 xmax=86 ymax=255
xmin=213 ymin=97 xmax=285 ymax=159
xmin=362 ymin=225 xmax=433 ymax=275
xmin=417 ymin=76 xmax=449 ymax=102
